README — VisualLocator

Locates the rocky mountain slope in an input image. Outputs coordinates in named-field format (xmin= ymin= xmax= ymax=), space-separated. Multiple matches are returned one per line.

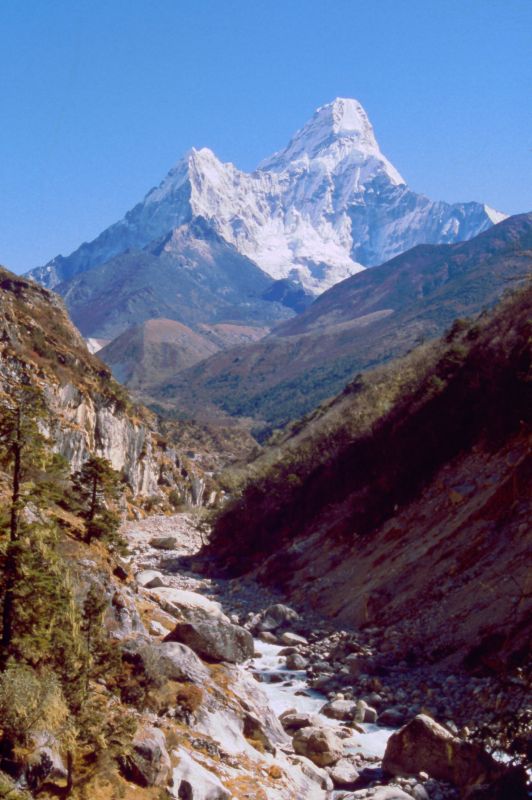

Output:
xmin=27 ymin=98 xmax=500 ymax=337
xmin=145 ymin=213 xmax=531 ymax=437
xmin=98 ymin=317 xmax=269 ymax=396
xmin=55 ymin=217 xmax=295 ymax=340
xmin=0 ymin=266 xmax=217 ymax=505
xmin=202 ymin=284 xmax=532 ymax=673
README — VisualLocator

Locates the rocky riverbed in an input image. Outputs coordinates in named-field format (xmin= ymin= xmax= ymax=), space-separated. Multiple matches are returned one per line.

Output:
xmin=120 ymin=512 xmax=525 ymax=800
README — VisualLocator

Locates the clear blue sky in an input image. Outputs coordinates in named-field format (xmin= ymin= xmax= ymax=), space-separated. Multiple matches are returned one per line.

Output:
xmin=1 ymin=0 xmax=530 ymax=273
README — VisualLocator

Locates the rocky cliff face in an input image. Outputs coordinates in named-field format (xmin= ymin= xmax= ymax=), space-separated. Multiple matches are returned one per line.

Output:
xmin=0 ymin=266 xmax=207 ymax=505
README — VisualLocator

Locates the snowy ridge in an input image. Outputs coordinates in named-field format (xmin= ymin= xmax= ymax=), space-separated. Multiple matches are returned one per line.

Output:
xmin=28 ymin=98 xmax=505 ymax=295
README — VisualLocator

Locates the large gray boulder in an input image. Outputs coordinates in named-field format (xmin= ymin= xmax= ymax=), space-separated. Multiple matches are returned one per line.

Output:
xmin=122 ymin=638 xmax=209 ymax=684
xmin=165 ymin=619 xmax=254 ymax=664
xmin=121 ymin=725 xmax=171 ymax=787
xmin=292 ymin=726 xmax=344 ymax=767
xmin=382 ymin=714 xmax=504 ymax=788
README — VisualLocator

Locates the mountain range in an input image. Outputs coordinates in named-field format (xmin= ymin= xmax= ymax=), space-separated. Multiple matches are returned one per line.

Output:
xmin=27 ymin=98 xmax=503 ymax=343
xmin=119 ymin=213 xmax=532 ymax=437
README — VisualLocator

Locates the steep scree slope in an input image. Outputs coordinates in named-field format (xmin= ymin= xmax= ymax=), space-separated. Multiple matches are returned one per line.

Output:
xmin=202 ymin=285 xmax=531 ymax=667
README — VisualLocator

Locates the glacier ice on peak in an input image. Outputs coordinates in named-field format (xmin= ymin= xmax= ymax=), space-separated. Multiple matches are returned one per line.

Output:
xmin=259 ymin=97 xmax=404 ymax=187
xmin=28 ymin=97 xmax=504 ymax=296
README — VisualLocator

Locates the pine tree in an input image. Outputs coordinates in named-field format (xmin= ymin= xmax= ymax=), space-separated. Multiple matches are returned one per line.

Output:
xmin=70 ymin=456 xmax=123 ymax=544
xmin=0 ymin=378 xmax=49 ymax=662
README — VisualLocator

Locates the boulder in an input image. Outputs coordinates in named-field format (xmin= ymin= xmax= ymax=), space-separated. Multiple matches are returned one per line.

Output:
xmin=328 ymin=757 xmax=360 ymax=788
xmin=280 ymin=631 xmax=308 ymax=646
xmin=121 ymin=725 xmax=171 ymax=787
xmin=379 ymin=707 xmax=407 ymax=727
xmin=354 ymin=698 xmax=377 ymax=723
xmin=150 ymin=587 xmax=225 ymax=622
xmin=156 ymin=641 xmax=210 ymax=682
xmin=382 ymin=714 xmax=504 ymax=788
xmin=165 ymin=619 xmax=254 ymax=664
xmin=346 ymin=654 xmax=374 ymax=676
xmin=122 ymin=639 xmax=209 ymax=684
xmin=135 ymin=569 xmax=166 ymax=588
xmin=321 ymin=699 xmax=358 ymax=721
xmin=109 ymin=587 xmax=147 ymax=639
xmin=286 ymin=653 xmax=308 ymax=670
xmin=251 ymin=604 xmax=300 ymax=633
xmin=169 ymin=748 xmax=231 ymax=799
xmin=292 ymin=726 xmax=344 ymax=767
xmin=149 ymin=535 xmax=177 ymax=549
xmin=258 ymin=631 xmax=278 ymax=644
xmin=280 ymin=712 xmax=321 ymax=734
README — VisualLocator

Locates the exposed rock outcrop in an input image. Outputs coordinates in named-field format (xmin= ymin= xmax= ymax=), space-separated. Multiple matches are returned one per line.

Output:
xmin=0 ymin=266 xmax=209 ymax=504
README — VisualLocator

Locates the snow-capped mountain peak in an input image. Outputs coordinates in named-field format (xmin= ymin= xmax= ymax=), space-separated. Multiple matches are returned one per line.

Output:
xmin=259 ymin=97 xmax=404 ymax=186
xmin=27 ymin=97 xmax=503 ymax=297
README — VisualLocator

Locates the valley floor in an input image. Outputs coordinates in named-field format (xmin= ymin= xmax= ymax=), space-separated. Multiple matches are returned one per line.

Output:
xmin=120 ymin=512 xmax=523 ymax=800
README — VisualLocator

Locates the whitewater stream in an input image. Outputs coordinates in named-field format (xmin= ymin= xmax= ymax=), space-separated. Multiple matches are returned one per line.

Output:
xmin=249 ymin=639 xmax=393 ymax=761
xmin=124 ymin=513 xmax=397 ymax=797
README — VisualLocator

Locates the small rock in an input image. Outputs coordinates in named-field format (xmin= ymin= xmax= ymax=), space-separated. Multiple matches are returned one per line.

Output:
xmin=280 ymin=631 xmax=308 ymax=646
xmin=136 ymin=569 xmax=166 ymax=589
xmin=286 ymin=653 xmax=308 ymax=670
xmin=412 ymin=784 xmax=430 ymax=800
xmin=280 ymin=712 xmax=321 ymax=733
xmin=328 ymin=757 xmax=360 ymax=787
xmin=321 ymin=699 xmax=358 ymax=721
xmin=149 ymin=535 xmax=177 ymax=550
xmin=258 ymin=631 xmax=278 ymax=644
xmin=253 ymin=603 xmax=300 ymax=633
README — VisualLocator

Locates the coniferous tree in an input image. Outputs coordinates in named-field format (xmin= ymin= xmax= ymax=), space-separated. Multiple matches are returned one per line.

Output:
xmin=70 ymin=456 xmax=123 ymax=544
xmin=0 ymin=378 xmax=49 ymax=661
